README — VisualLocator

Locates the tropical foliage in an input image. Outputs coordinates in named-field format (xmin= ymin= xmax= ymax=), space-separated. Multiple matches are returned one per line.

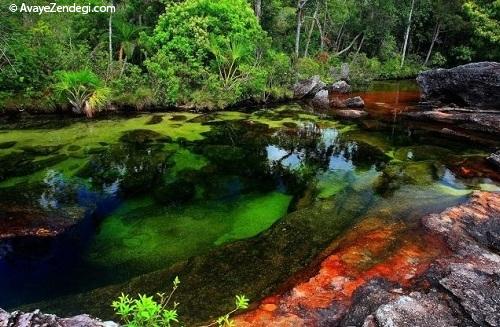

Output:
xmin=0 ymin=0 xmax=498 ymax=113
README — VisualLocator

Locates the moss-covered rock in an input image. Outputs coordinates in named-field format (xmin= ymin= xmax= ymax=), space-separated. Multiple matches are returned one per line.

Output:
xmin=374 ymin=162 xmax=436 ymax=196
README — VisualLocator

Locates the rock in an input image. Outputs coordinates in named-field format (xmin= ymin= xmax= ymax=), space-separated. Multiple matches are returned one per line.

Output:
xmin=293 ymin=75 xmax=325 ymax=99
xmin=440 ymin=267 xmax=500 ymax=327
xmin=422 ymin=192 xmax=500 ymax=326
xmin=332 ymin=110 xmax=368 ymax=119
xmin=374 ymin=292 xmax=461 ymax=327
xmin=417 ymin=62 xmax=500 ymax=108
xmin=343 ymin=96 xmax=365 ymax=108
xmin=487 ymin=151 xmax=500 ymax=171
xmin=403 ymin=107 xmax=500 ymax=136
xmin=311 ymin=89 xmax=330 ymax=108
xmin=0 ymin=309 xmax=118 ymax=327
xmin=341 ymin=279 xmax=400 ymax=327
xmin=328 ymin=80 xmax=351 ymax=93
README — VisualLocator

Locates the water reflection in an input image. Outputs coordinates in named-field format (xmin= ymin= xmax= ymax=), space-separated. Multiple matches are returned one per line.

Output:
xmin=0 ymin=105 xmax=496 ymax=313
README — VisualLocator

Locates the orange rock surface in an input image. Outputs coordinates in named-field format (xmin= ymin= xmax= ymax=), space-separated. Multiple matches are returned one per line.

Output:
xmin=235 ymin=216 xmax=448 ymax=326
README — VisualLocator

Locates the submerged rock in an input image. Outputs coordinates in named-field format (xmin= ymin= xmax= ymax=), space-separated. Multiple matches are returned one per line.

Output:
xmin=0 ymin=309 xmax=117 ymax=327
xmin=417 ymin=62 xmax=500 ymax=108
xmin=293 ymin=75 xmax=325 ymax=99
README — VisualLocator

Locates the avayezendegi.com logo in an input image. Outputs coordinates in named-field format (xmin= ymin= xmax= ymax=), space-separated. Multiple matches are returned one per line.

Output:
xmin=7 ymin=2 xmax=116 ymax=15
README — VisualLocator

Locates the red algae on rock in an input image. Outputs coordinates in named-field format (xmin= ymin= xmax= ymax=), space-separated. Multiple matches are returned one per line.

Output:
xmin=234 ymin=217 xmax=448 ymax=326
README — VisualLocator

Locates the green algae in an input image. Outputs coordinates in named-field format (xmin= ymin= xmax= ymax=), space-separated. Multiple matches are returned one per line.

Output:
xmin=167 ymin=146 xmax=208 ymax=178
xmin=86 ymin=192 xmax=292 ymax=275
xmin=214 ymin=192 xmax=291 ymax=245
xmin=0 ymin=113 xmax=210 ymax=157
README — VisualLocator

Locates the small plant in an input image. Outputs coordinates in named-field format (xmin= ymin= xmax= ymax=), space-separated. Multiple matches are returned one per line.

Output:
xmin=53 ymin=69 xmax=110 ymax=118
xmin=112 ymin=277 xmax=249 ymax=327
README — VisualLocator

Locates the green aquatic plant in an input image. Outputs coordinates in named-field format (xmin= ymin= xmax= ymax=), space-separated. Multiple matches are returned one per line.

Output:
xmin=112 ymin=277 xmax=249 ymax=327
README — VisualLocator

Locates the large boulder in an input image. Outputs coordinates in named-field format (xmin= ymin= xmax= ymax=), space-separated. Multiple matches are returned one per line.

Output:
xmin=417 ymin=62 xmax=500 ymax=108
xmin=422 ymin=192 xmax=500 ymax=326
xmin=293 ymin=75 xmax=325 ymax=99
xmin=311 ymin=89 xmax=330 ymax=108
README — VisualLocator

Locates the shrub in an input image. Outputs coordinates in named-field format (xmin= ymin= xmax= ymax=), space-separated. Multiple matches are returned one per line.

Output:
xmin=112 ymin=277 xmax=250 ymax=327
xmin=53 ymin=69 xmax=110 ymax=117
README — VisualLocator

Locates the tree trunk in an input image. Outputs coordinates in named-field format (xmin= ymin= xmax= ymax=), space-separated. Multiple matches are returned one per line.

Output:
xmin=424 ymin=22 xmax=441 ymax=66
xmin=304 ymin=3 xmax=319 ymax=57
xmin=401 ymin=0 xmax=416 ymax=68
xmin=335 ymin=22 xmax=345 ymax=52
xmin=254 ymin=0 xmax=262 ymax=22
xmin=108 ymin=13 xmax=113 ymax=66
xmin=316 ymin=16 xmax=324 ymax=50
xmin=118 ymin=46 xmax=124 ymax=63
xmin=295 ymin=0 xmax=303 ymax=57
xmin=336 ymin=33 xmax=362 ymax=56
xmin=352 ymin=33 xmax=365 ymax=62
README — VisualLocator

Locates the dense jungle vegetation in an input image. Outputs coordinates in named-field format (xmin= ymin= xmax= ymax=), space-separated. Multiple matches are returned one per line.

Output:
xmin=0 ymin=0 xmax=499 ymax=113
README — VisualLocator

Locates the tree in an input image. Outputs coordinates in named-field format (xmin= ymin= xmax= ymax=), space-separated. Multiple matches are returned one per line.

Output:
xmin=295 ymin=0 xmax=310 ymax=57
xmin=464 ymin=0 xmax=500 ymax=44
xmin=401 ymin=0 xmax=416 ymax=67
xmin=146 ymin=0 xmax=269 ymax=106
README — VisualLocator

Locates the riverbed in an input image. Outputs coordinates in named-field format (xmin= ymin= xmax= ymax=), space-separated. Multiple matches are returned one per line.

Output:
xmin=0 ymin=81 xmax=498 ymax=324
